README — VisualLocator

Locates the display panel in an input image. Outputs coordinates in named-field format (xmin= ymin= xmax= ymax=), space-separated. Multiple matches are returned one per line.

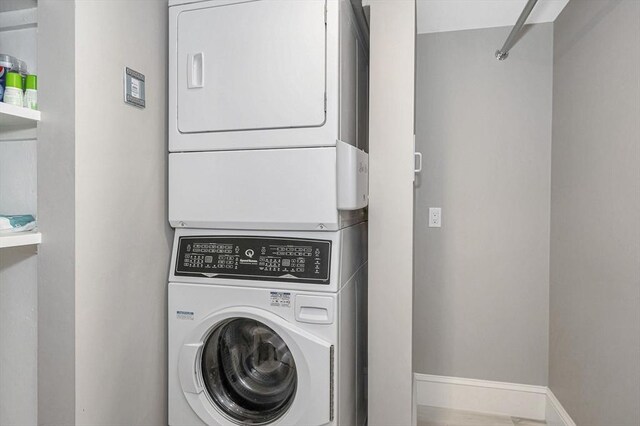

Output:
xmin=175 ymin=236 xmax=331 ymax=284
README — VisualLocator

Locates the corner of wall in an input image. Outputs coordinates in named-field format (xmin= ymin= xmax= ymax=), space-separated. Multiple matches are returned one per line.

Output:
xmin=37 ymin=0 xmax=77 ymax=424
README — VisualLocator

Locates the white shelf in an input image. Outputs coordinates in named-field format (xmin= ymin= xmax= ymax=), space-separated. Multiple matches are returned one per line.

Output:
xmin=0 ymin=102 xmax=41 ymax=130
xmin=0 ymin=230 xmax=42 ymax=249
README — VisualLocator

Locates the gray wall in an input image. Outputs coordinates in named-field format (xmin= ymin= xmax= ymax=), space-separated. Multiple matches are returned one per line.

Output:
xmin=0 ymin=0 xmax=37 ymax=13
xmin=414 ymin=24 xmax=553 ymax=386
xmin=368 ymin=1 xmax=416 ymax=425
xmin=550 ymin=0 xmax=640 ymax=424
xmin=37 ymin=1 xmax=77 ymax=424
xmin=74 ymin=0 xmax=171 ymax=424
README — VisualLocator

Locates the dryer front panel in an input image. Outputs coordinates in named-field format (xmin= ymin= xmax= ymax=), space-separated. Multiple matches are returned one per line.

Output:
xmin=176 ymin=0 xmax=326 ymax=134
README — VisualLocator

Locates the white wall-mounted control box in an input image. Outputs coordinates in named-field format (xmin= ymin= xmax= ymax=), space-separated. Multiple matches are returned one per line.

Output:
xmin=337 ymin=141 xmax=369 ymax=210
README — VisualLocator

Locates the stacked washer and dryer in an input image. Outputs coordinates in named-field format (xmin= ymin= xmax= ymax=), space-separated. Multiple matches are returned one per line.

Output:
xmin=167 ymin=1 xmax=370 ymax=425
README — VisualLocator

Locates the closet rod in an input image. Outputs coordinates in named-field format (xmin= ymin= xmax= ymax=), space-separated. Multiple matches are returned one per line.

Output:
xmin=495 ymin=0 xmax=539 ymax=60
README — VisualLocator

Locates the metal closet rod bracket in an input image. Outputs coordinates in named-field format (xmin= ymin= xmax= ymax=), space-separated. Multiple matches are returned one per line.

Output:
xmin=495 ymin=0 xmax=539 ymax=61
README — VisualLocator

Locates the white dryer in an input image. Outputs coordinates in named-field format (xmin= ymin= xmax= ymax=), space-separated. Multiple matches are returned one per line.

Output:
xmin=168 ymin=0 xmax=369 ymax=152
xmin=168 ymin=0 xmax=370 ymax=231
xmin=168 ymin=224 xmax=368 ymax=426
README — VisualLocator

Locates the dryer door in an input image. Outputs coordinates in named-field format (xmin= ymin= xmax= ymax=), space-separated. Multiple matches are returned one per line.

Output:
xmin=176 ymin=0 xmax=327 ymax=135
xmin=179 ymin=307 xmax=332 ymax=426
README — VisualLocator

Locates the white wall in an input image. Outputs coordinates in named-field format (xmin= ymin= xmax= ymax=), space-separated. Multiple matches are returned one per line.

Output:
xmin=416 ymin=0 xmax=568 ymax=34
xmin=0 ymin=8 xmax=38 ymax=425
xmin=74 ymin=1 xmax=171 ymax=423
xmin=368 ymin=1 xmax=416 ymax=425
xmin=0 ymin=246 xmax=37 ymax=425
xmin=37 ymin=1 xmax=171 ymax=424
xmin=0 ymin=120 xmax=37 ymax=426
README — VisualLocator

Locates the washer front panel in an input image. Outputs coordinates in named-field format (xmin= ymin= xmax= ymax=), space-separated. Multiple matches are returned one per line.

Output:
xmin=175 ymin=236 xmax=332 ymax=284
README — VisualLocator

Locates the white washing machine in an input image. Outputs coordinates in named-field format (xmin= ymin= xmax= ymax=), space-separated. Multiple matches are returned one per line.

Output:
xmin=168 ymin=224 xmax=367 ymax=426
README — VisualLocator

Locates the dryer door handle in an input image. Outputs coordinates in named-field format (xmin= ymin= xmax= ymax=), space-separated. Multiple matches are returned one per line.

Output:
xmin=179 ymin=342 xmax=204 ymax=394
xmin=187 ymin=52 xmax=205 ymax=89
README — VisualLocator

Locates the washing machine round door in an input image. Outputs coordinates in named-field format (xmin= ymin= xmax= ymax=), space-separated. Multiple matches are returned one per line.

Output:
xmin=178 ymin=307 xmax=332 ymax=426
xmin=201 ymin=318 xmax=297 ymax=424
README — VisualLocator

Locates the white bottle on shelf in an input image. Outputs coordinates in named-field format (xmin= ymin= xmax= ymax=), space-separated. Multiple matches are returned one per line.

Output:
xmin=3 ymin=71 xmax=23 ymax=107
xmin=23 ymin=74 xmax=37 ymax=110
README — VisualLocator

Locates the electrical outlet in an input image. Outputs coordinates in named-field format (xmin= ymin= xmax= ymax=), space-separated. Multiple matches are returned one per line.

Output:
xmin=429 ymin=207 xmax=441 ymax=228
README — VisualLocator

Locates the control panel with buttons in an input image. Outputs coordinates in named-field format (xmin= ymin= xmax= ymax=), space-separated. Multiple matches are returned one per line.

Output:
xmin=174 ymin=236 xmax=331 ymax=284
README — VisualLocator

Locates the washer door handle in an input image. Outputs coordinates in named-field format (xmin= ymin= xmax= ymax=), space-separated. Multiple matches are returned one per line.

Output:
xmin=179 ymin=342 xmax=204 ymax=394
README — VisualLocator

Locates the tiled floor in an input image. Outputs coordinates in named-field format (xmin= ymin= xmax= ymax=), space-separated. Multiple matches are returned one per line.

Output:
xmin=418 ymin=406 xmax=547 ymax=426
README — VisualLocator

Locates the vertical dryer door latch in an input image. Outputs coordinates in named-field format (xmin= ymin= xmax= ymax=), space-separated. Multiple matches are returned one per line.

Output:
xmin=187 ymin=52 xmax=204 ymax=89
xmin=336 ymin=140 xmax=369 ymax=210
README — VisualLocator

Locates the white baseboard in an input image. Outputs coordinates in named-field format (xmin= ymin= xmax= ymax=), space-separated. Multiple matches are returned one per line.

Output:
xmin=414 ymin=373 xmax=576 ymax=425
xmin=545 ymin=389 xmax=577 ymax=426
xmin=414 ymin=373 xmax=548 ymax=420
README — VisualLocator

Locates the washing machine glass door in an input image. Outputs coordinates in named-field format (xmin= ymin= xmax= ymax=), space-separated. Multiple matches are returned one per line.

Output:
xmin=201 ymin=318 xmax=297 ymax=425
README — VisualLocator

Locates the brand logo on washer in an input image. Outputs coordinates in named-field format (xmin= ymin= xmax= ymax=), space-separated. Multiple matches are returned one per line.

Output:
xmin=244 ymin=249 xmax=255 ymax=258
xmin=176 ymin=310 xmax=194 ymax=320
